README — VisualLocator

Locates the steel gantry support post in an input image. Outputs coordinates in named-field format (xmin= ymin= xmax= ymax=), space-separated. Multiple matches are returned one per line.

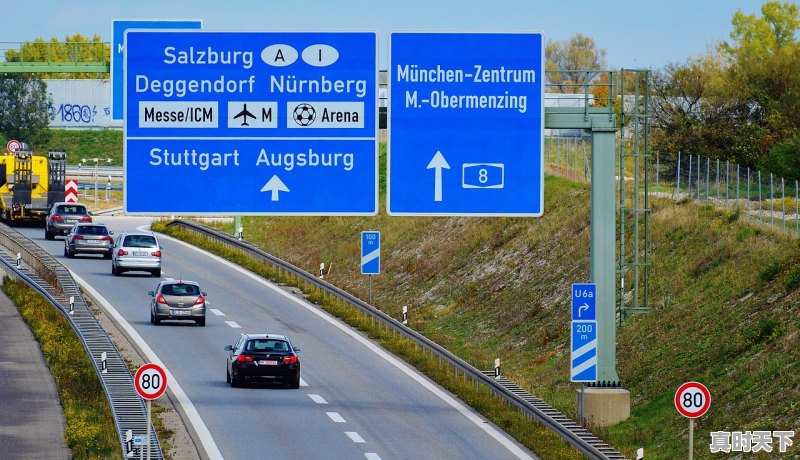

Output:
xmin=591 ymin=127 xmax=620 ymax=385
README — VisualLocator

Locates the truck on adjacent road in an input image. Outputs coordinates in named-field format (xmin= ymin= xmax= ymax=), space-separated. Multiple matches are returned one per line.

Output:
xmin=0 ymin=149 xmax=66 ymax=225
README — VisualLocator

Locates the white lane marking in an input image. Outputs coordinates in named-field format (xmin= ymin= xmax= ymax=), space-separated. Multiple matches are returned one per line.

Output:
xmin=345 ymin=432 xmax=365 ymax=443
xmin=326 ymin=412 xmax=346 ymax=423
xmin=210 ymin=309 xmax=225 ymax=316
xmin=159 ymin=230 xmax=535 ymax=460
xmin=365 ymin=454 xmax=382 ymax=460
xmin=225 ymin=321 xmax=241 ymax=328
xmin=70 ymin=271 xmax=224 ymax=460
xmin=300 ymin=378 xmax=309 ymax=387
xmin=308 ymin=394 xmax=327 ymax=404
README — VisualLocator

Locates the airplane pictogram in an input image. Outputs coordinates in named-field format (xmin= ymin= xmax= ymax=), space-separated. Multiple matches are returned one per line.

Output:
xmin=233 ymin=104 xmax=256 ymax=126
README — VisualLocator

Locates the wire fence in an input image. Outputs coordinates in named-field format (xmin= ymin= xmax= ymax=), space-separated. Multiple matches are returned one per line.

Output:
xmin=544 ymin=134 xmax=800 ymax=237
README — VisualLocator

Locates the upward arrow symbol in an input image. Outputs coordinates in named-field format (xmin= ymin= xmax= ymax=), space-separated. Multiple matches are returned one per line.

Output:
xmin=426 ymin=151 xmax=450 ymax=202
xmin=260 ymin=175 xmax=289 ymax=201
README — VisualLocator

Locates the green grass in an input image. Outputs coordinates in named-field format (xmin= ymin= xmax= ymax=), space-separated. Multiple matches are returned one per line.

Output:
xmin=183 ymin=173 xmax=800 ymax=460
xmin=3 ymin=277 xmax=120 ymax=460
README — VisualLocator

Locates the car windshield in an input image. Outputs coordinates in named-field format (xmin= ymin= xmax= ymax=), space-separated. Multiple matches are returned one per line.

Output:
xmin=77 ymin=226 xmax=108 ymax=235
xmin=57 ymin=205 xmax=87 ymax=214
xmin=161 ymin=284 xmax=199 ymax=296
xmin=245 ymin=340 xmax=289 ymax=352
xmin=124 ymin=235 xmax=157 ymax=248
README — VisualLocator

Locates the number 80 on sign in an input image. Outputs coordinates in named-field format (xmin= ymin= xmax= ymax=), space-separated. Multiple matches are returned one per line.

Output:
xmin=134 ymin=363 xmax=168 ymax=400
xmin=674 ymin=381 xmax=711 ymax=418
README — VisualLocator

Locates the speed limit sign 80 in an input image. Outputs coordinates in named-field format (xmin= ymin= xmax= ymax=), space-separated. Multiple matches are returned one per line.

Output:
xmin=134 ymin=363 xmax=168 ymax=400
xmin=674 ymin=381 xmax=711 ymax=418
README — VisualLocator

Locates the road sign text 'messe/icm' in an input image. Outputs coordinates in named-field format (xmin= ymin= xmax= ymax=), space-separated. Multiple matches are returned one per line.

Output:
xmin=124 ymin=31 xmax=377 ymax=215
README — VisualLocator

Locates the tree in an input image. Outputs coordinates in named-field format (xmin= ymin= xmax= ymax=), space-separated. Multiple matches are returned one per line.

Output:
xmin=545 ymin=34 xmax=607 ymax=93
xmin=4 ymin=34 xmax=109 ymax=79
xmin=0 ymin=75 xmax=53 ymax=147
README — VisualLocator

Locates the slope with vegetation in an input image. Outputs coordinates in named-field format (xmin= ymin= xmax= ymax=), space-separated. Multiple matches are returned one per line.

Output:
xmin=191 ymin=175 xmax=799 ymax=459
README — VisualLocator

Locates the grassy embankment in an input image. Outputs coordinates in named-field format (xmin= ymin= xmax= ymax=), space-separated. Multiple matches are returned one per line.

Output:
xmin=20 ymin=129 xmax=800 ymax=458
xmin=172 ymin=177 xmax=800 ymax=459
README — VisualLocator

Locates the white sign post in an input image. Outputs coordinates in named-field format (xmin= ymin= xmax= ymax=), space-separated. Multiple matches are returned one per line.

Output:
xmin=134 ymin=363 xmax=168 ymax=460
xmin=674 ymin=381 xmax=711 ymax=460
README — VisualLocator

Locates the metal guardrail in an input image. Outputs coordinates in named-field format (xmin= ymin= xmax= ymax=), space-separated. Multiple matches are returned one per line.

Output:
xmin=0 ymin=224 xmax=162 ymax=459
xmin=167 ymin=219 xmax=626 ymax=460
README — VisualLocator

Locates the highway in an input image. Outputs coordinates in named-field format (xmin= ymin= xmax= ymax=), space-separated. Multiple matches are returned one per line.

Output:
xmin=16 ymin=216 xmax=536 ymax=460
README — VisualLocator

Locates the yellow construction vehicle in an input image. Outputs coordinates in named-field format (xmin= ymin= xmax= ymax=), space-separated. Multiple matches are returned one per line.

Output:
xmin=0 ymin=149 xmax=66 ymax=225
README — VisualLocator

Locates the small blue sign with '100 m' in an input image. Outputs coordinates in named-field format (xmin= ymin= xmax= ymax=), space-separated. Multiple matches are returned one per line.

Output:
xmin=361 ymin=231 xmax=380 ymax=274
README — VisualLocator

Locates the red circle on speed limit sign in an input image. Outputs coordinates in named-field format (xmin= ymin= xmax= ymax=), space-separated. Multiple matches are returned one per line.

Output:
xmin=135 ymin=363 xmax=168 ymax=400
xmin=674 ymin=381 xmax=711 ymax=418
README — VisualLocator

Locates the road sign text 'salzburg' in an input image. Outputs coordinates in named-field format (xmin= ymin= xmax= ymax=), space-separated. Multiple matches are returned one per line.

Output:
xmin=124 ymin=31 xmax=377 ymax=215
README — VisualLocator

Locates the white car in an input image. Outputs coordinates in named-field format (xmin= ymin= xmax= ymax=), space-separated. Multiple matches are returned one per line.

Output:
xmin=111 ymin=230 xmax=162 ymax=277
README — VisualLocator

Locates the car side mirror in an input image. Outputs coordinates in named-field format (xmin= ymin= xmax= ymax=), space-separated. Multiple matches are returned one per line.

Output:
xmin=293 ymin=346 xmax=301 ymax=353
xmin=147 ymin=291 xmax=155 ymax=296
xmin=88 ymin=211 xmax=93 ymax=216
xmin=224 ymin=345 xmax=233 ymax=351
xmin=202 ymin=291 xmax=208 ymax=296
xmin=109 ymin=231 xmax=114 ymax=235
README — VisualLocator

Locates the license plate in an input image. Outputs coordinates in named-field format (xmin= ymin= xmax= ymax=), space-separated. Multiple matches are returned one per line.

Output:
xmin=133 ymin=251 xmax=148 ymax=256
xmin=258 ymin=360 xmax=278 ymax=366
xmin=86 ymin=240 xmax=100 ymax=244
xmin=170 ymin=310 xmax=190 ymax=315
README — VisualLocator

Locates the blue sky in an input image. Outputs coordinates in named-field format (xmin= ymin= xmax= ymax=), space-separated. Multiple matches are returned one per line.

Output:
xmin=3 ymin=0 xmax=767 ymax=69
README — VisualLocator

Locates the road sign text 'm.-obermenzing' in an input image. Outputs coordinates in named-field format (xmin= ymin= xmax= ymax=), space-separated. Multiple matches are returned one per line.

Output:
xmin=388 ymin=32 xmax=544 ymax=216
xmin=124 ymin=31 xmax=378 ymax=215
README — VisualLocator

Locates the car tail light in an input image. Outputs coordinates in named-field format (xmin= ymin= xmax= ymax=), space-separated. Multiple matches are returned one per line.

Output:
xmin=101 ymin=236 xmax=113 ymax=242
xmin=152 ymin=250 xmax=162 ymax=257
xmin=52 ymin=215 xmax=63 ymax=222
xmin=194 ymin=295 xmax=205 ymax=305
xmin=156 ymin=294 xmax=168 ymax=305
xmin=81 ymin=215 xmax=92 ymax=222
xmin=237 ymin=355 xmax=254 ymax=363
xmin=117 ymin=249 xmax=128 ymax=256
xmin=282 ymin=356 xmax=298 ymax=364
xmin=73 ymin=235 xmax=85 ymax=240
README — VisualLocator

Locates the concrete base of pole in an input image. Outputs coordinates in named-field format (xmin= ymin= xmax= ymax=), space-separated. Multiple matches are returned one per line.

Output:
xmin=576 ymin=387 xmax=631 ymax=427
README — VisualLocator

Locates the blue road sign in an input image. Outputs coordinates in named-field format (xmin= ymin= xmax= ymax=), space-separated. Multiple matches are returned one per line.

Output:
xmin=571 ymin=283 xmax=596 ymax=321
xmin=388 ymin=32 xmax=544 ymax=216
xmin=361 ymin=231 xmax=380 ymax=274
xmin=124 ymin=31 xmax=378 ymax=215
xmin=571 ymin=321 xmax=597 ymax=382
xmin=112 ymin=20 xmax=202 ymax=120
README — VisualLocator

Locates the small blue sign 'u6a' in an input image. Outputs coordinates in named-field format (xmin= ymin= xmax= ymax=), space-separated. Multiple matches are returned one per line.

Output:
xmin=361 ymin=231 xmax=380 ymax=275
xmin=571 ymin=283 xmax=596 ymax=321
xmin=571 ymin=321 xmax=597 ymax=382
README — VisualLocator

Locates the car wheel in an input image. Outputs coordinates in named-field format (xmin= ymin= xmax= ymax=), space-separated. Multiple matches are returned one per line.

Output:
xmin=289 ymin=374 xmax=300 ymax=389
xmin=103 ymin=252 xmax=112 ymax=260
xmin=153 ymin=315 xmax=161 ymax=325
xmin=45 ymin=229 xmax=53 ymax=240
xmin=197 ymin=317 xmax=206 ymax=327
xmin=152 ymin=269 xmax=161 ymax=278
xmin=230 ymin=368 xmax=241 ymax=387
xmin=226 ymin=368 xmax=231 ymax=384
xmin=150 ymin=310 xmax=155 ymax=325
xmin=64 ymin=245 xmax=68 ymax=257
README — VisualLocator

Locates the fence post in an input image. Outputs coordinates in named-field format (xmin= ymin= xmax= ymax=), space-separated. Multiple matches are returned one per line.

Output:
xmin=656 ymin=154 xmax=660 ymax=193
xmin=770 ymin=173 xmax=774 ymax=228
xmin=583 ymin=139 xmax=589 ymax=182
xmin=736 ymin=164 xmax=740 ymax=204
xmin=782 ymin=178 xmax=786 ymax=233
xmin=747 ymin=167 xmax=751 ymax=220
xmin=687 ymin=154 xmax=693 ymax=200
xmin=758 ymin=171 xmax=763 ymax=224
xmin=796 ymin=179 xmax=798 ymax=237
xmin=716 ymin=158 xmax=720 ymax=203
xmin=676 ymin=152 xmax=682 ymax=199
xmin=725 ymin=160 xmax=729 ymax=207
xmin=706 ymin=157 xmax=710 ymax=204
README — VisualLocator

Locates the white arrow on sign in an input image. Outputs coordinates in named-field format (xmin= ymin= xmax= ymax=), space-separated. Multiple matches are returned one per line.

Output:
xmin=260 ymin=175 xmax=290 ymax=201
xmin=426 ymin=151 xmax=450 ymax=202
xmin=578 ymin=303 xmax=590 ymax=317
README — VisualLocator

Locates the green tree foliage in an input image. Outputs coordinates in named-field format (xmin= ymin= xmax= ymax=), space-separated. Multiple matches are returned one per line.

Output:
xmin=4 ymin=34 xmax=109 ymax=79
xmin=545 ymin=34 xmax=607 ymax=93
xmin=0 ymin=74 xmax=53 ymax=147
xmin=653 ymin=1 xmax=800 ymax=178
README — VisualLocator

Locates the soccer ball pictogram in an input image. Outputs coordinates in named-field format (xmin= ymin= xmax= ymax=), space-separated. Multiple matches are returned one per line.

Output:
xmin=292 ymin=103 xmax=316 ymax=126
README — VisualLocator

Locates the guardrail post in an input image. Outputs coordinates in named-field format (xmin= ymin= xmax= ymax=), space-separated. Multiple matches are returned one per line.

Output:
xmin=494 ymin=358 xmax=501 ymax=378
xmin=402 ymin=305 xmax=408 ymax=325
xmin=15 ymin=252 xmax=21 ymax=267
xmin=69 ymin=295 xmax=75 ymax=316
xmin=101 ymin=351 xmax=108 ymax=374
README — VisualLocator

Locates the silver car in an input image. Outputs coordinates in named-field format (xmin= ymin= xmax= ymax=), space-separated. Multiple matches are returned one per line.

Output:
xmin=112 ymin=230 xmax=162 ymax=277
xmin=45 ymin=202 xmax=92 ymax=240
xmin=148 ymin=280 xmax=206 ymax=326
xmin=64 ymin=223 xmax=113 ymax=258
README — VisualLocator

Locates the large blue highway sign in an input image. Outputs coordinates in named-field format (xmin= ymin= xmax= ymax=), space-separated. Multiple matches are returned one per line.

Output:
xmin=361 ymin=231 xmax=380 ymax=275
xmin=571 ymin=321 xmax=598 ymax=382
xmin=388 ymin=32 xmax=544 ymax=216
xmin=112 ymin=20 xmax=202 ymax=120
xmin=124 ymin=31 xmax=378 ymax=215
